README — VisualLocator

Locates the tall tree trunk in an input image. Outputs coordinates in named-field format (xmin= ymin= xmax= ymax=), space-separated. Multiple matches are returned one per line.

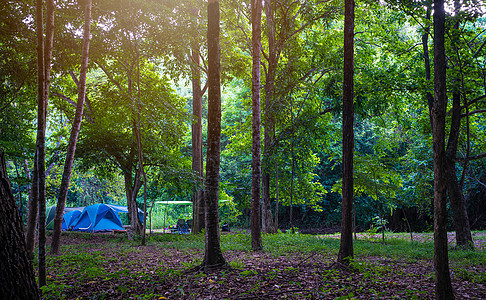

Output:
xmin=261 ymin=0 xmax=277 ymax=234
xmin=51 ymin=0 xmax=92 ymax=255
xmin=250 ymin=0 xmax=263 ymax=251
xmin=191 ymin=42 xmax=205 ymax=234
xmin=445 ymin=0 xmax=473 ymax=249
xmin=33 ymin=0 xmax=55 ymax=288
xmin=0 ymin=148 xmax=40 ymax=300
xmin=289 ymin=130 xmax=295 ymax=233
xmin=337 ymin=0 xmax=355 ymax=266
xmin=432 ymin=0 xmax=455 ymax=298
xmin=422 ymin=7 xmax=434 ymax=130
xmin=202 ymin=0 xmax=227 ymax=270
xmin=129 ymin=4 xmax=148 ymax=245
xmin=136 ymin=66 xmax=148 ymax=246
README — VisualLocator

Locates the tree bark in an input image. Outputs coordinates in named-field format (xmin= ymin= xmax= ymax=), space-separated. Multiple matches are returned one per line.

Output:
xmin=445 ymin=0 xmax=473 ymax=249
xmin=261 ymin=0 xmax=277 ymax=234
xmin=25 ymin=151 xmax=38 ymax=258
xmin=251 ymin=0 xmax=263 ymax=251
xmin=33 ymin=0 xmax=55 ymax=288
xmin=124 ymin=168 xmax=143 ymax=234
xmin=191 ymin=42 xmax=205 ymax=234
xmin=0 ymin=149 xmax=40 ymax=300
xmin=51 ymin=0 xmax=92 ymax=255
xmin=136 ymin=55 xmax=148 ymax=247
xmin=202 ymin=0 xmax=227 ymax=270
xmin=337 ymin=0 xmax=355 ymax=266
xmin=432 ymin=0 xmax=455 ymax=298
xmin=421 ymin=7 xmax=434 ymax=131
xmin=274 ymin=156 xmax=279 ymax=230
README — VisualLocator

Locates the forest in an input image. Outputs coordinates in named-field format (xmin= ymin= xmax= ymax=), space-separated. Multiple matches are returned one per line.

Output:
xmin=1 ymin=0 xmax=485 ymax=299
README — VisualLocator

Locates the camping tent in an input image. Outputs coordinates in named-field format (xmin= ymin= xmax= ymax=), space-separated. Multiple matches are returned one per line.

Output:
xmin=62 ymin=210 xmax=82 ymax=231
xmin=71 ymin=204 xmax=124 ymax=232
xmin=46 ymin=206 xmax=84 ymax=230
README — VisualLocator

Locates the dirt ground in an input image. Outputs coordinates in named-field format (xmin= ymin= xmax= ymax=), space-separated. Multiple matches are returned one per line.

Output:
xmin=43 ymin=232 xmax=486 ymax=299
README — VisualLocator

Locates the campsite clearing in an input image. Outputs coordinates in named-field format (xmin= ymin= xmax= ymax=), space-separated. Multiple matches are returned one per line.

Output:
xmin=40 ymin=231 xmax=486 ymax=299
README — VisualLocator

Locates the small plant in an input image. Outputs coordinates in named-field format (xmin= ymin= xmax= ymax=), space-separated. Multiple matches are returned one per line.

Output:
xmin=229 ymin=259 xmax=244 ymax=269
xmin=83 ymin=266 xmax=106 ymax=279
xmin=372 ymin=216 xmax=388 ymax=232
xmin=40 ymin=282 xmax=71 ymax=300
xmin=239 ymin=269 xmax=258 ymax=277
xmin=334 ymin=292 xmax=357 ymax=300
xmin=284 ymin=266 xmax=299 ymax=275
xmin=364 ymin=216 xmax=389 ymax=242
xmin=288 ymin=227 xmax=299 ymax=234
xmin=117 ymin=285 xmax=129 ymax=294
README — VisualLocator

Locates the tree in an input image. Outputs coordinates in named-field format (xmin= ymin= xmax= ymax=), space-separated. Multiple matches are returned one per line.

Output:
xmin=51 ymin=0 xmax=92 ymax=255
xmin=0 ymin=147 xmax=39 ymax=300
xmin=261 ymin=0 xmax=278 ymax=234
xmin=190 ymin=6 xmax=206 ymax=234
xmin=80 ymin=0 xmax=188 ymax=234
xmin=75 ymin=57 xmax=187 ymax=234
xmin=337 ymin=0 xmax=355 ymax=266
xmin=30 ymin=0 xmax=55 ymax=288
xmin=445 ymin=0 xmax=473 ymax=249
xmin=201 ymin=0 xmax=227 ymax=270
xmin=431 ymin=0 xmax=454 ymax=298
xmin=250 ymin=0 xmax=263 ymax=251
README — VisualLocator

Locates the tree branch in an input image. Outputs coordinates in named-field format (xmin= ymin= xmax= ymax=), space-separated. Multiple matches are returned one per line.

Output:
xmin=456 ymin=153 xmax=486 ymax=162
xmin=93 ymin=59 xmax=129 ymax=97
xmin=461 ymin=109 xmax=486 ymax=117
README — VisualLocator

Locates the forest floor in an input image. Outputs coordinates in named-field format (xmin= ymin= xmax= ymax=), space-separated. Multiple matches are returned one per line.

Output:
xmin=40 ymin=231 xmax=486 ymax=299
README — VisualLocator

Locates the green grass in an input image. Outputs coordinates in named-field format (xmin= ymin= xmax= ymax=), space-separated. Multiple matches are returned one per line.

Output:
xmin=146 ymin=231 xmax=486 ymax=265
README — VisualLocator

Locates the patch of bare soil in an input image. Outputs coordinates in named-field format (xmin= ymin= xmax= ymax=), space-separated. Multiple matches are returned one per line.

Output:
xmin=44 ymin=233 xmax=486 ymax=300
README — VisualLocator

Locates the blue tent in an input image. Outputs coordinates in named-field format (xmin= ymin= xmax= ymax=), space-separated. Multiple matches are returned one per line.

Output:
xmin=46 ymin=206 xmax=84 ymax=230
xmin=62 ymin=210 xmax=82 ymax=231
xmin=72 ymin=204 xmax=124 ymax=232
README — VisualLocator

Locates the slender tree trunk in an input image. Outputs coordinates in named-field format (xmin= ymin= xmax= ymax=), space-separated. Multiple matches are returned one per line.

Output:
xmin=289 ymin=135 xmax=295 ymax=233
xmin=25 ymin=152 xmax=38 ymax=258
xmin=432 ymin=0 xmax=455 ymax=298
xmin=422 ymin=7 xmax=434 ymax=130
xmin=337 ymin=0 xmax=355 ymax=266
xmin=51 ymin=0 xmax=92 ymax=255
xmin=202 ymin=0 xmax=227 ymax=270
xmin=274 ymin=156 xmax=279 ymax=230
xmin=127 ymin=69 xmax=143 ymax=235
xmin=134 ymin=41 xmax=147 ymax=246
xmin=33 ymin=0 xmax=55 ymax=288
xmin=0 ymin=149 xmax=40 ymax=300
xmin=250 ymin=0 xmax=263 ymax=251
xmin=191 ymin=43 xmax=205 ymax=234
xmin=445 ymin=0 xmax=473 ymax=249
xmin=14 ymin=162 xmax=23 ymax=217
xmin=261 ymin=0 xmax=277 ymax=234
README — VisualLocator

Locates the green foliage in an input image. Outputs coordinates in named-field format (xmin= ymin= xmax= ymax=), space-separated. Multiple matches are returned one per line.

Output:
xmin=2 ymin=0 xmax=486 ymax=233
xmin=40 ymin=282 xmax=71 ymax=300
